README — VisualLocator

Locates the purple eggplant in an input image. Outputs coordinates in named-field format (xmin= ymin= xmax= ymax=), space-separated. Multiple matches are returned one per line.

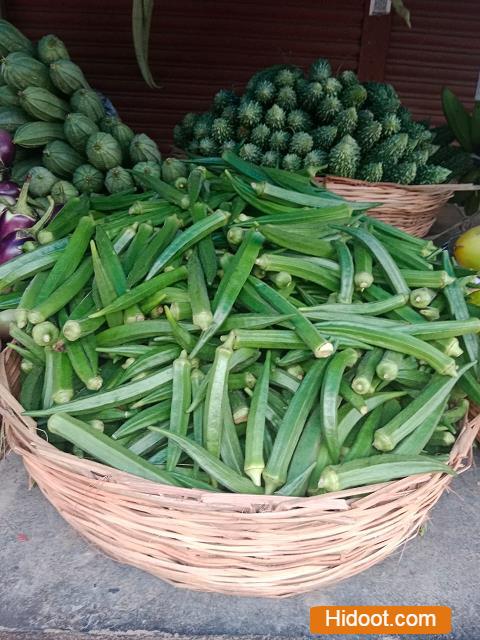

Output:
xmin=0 ymin=180 xmax=20 ymax=198
xmin=0 ymin=179 xmax=35 ymax=242
xmin=0 ymin=129 xmax=15 ymax=169
xmin=0 ymin=230 xmax=28 ymax=264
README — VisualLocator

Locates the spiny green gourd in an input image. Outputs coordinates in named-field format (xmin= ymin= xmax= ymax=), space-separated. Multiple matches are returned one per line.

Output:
xmin=328 ymin=135 xmax=360 ymax=177
xmin=384 ymin=161 xmax=417 ymax=185
xmin=290 ymin=132 xmax=314 ymax=156
xmin=357 ymin=161 xmax=383 ymax=183
xmin=416 ymin=164 xmax=452 ymax=184
xmin=173 ymin=55 xmax=450 ymax=183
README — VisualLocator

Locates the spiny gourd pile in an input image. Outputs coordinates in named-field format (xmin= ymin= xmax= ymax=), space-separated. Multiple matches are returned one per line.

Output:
xmin=2 ymin=153 xmax=479 ymax=497
xmin=0 ymin=19 xmax=161 ymax=203
xmin=174 ymin=60 xmax=452 ymax=185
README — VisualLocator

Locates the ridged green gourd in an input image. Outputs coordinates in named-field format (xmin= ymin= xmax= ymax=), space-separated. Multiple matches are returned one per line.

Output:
xmin=341 ymin=84 xmax=367 ymax=108
xmin=11 ymin=155 xmax=41 ymax=182
xmin=239 ymin=143 xmax=261 ymax=163
xmin=0 ymin=106 xmax=31 ymax=132
xmin=304 ymin=149 xmax=327 ymax=169
xmin=316 ymin=95 xmax=341 ymax=123
xmin=356 ymin=121 xmax=383 ymax=150
xmin=14 ymin=121 xmax=66 ymax=147
xmin=238 ymin=100 xmax=263 ymax=127
xmin=19 ymin=87 xmax=69 ymax=122
xmin=290 ymin=132 xmax=313 ymax=156
xmin=105 ymin=166 xmax=134 ymax=194
xmin=365 ymin=82 xmax=400 ymax=116
xmin=270 ymin=130 xmax=290 ymax=151
xmin=0 ymin=20 xmax=34 ymax=57
xmin=381 ymin=113 xmax=401 ymax=137
xmin=70 ymin=89 xmax=105 ymax=122
xmin=416 ymin=164 xmax=451 ymax=185
xmin=198 ymin=136 xmax=217 ymax=156
xmin=211 ymin=117 xmax=233 ymax=144
xmin=261 ymin=150 xmax=279 ymax=167
xmin=37 ymin=35 xmax=70 ymax=64
xmin=2 ymin=52 xmax=51 ymax=91
xmin=43 ymin=140 xmax=84 ymax=177
xmin=357 ymin=162 xmax=383 ymax=183
xmin=328 ymin=134 xmax=360 ymax=178
xmin=129 ymin=133 xmax=161 ymax=164
xmin=276 ymin=86 xmax=297 ymax=110
xmin=334 ymin=107 xmax=358 ymax=135
xmin=134 ymin=161 xmax=161 ymax=185
xmin=73 ymin=163 xmax=104 ymax=194
xmin=51 ymin=180 xmax=79 ymax=203
xmin=99 ymin=115 xmax=121 ymax=134
xmin=86 ymin=132 xmax=122 ymax=170
xmin=50 ymin=60 xmax=88 ymax=95
xmin=254 ymin=80 xmax=275 ymax=105
xmin=28 ymin=166 xmax=57 ymax=197
xmin=287 ymin=109 xmax=311 ymax=133
xmin=368 ymin=133 xmax=409 ymax=167
xmin=0 ymin=85 xmax=19 ymax=107
xmin=384 ymin=161 xmax=417 ymax=185
xmin=265 ymin=104 xmax=286 ymax=130
xmin=251 ymin=123 xmax=270 ymax=148
xmin=308 ymin=58 xmax=331 ymax=82
xmin=282 ymin=153 xmax=301 ymax=171
xmin=64 ymin=113 xmax=99 ymax=152
xmin=161 ymin=158 xmax=187 ymax=183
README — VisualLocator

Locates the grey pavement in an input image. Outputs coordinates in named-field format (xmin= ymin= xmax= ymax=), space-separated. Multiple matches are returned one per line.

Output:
xmin=0 ymin=452 xmax=479 ymax=640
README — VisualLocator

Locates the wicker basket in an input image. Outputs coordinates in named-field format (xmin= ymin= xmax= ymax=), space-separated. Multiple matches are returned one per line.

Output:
xmin=319 ymin=176 xmax=478 ymax=238
xmin=1 ymin=347 xmax=479 ymax=598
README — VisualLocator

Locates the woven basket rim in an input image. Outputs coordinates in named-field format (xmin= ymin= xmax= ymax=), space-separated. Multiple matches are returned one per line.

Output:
xmin=321 ymin=175 xmax=479 ymax=193
xmin=1 ymin=347 xmax=478 ymax=509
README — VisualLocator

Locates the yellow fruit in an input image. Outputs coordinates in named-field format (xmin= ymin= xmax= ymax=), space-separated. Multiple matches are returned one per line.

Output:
xmin=454 ymin=226 xmax=480 ymax=270
xmin=468 ymin=290 xmax=480 ymax=306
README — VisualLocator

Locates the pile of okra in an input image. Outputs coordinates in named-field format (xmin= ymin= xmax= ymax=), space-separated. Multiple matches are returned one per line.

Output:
xmin=2 ymin=151 xmax=480 ymax=496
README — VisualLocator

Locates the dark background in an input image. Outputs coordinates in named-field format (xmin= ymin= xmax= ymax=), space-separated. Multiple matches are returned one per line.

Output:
xmin=4 ymin=0 xmax=479 ymax=152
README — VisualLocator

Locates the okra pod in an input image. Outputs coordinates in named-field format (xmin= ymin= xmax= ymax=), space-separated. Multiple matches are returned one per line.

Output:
xmin=166 ymin=351 xmax=192 ymax=471
xmin=244 ymin=351 xmax=271 ymax=486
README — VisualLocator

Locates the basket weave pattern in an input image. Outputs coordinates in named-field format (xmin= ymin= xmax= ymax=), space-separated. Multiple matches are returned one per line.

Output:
xmin=1 ymin=348 xmax=479 ymax=597
xmin=320 ymin=176 xmax=461 ymax=238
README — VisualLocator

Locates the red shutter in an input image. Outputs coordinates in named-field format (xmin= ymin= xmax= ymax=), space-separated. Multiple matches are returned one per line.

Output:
xmin=384 ymin=0 xmax=480 ymax=123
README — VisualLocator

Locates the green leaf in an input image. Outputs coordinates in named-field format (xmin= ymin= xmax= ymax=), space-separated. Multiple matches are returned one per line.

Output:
xmin=132 ymin=0 xmax=160 ymax=89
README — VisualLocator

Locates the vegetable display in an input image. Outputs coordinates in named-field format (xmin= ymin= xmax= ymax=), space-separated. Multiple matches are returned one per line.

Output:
xmin=2 ymin=152 xmax=477 ymax=497
xmin=174 ymin=61 xmax=451 ymax=185
xmin=0 ymin=19 xmax=161 ymax=200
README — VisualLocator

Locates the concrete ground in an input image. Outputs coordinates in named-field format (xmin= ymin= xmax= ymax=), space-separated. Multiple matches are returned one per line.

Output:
xmin=0 ymin=453 xmax=479 ymax=640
